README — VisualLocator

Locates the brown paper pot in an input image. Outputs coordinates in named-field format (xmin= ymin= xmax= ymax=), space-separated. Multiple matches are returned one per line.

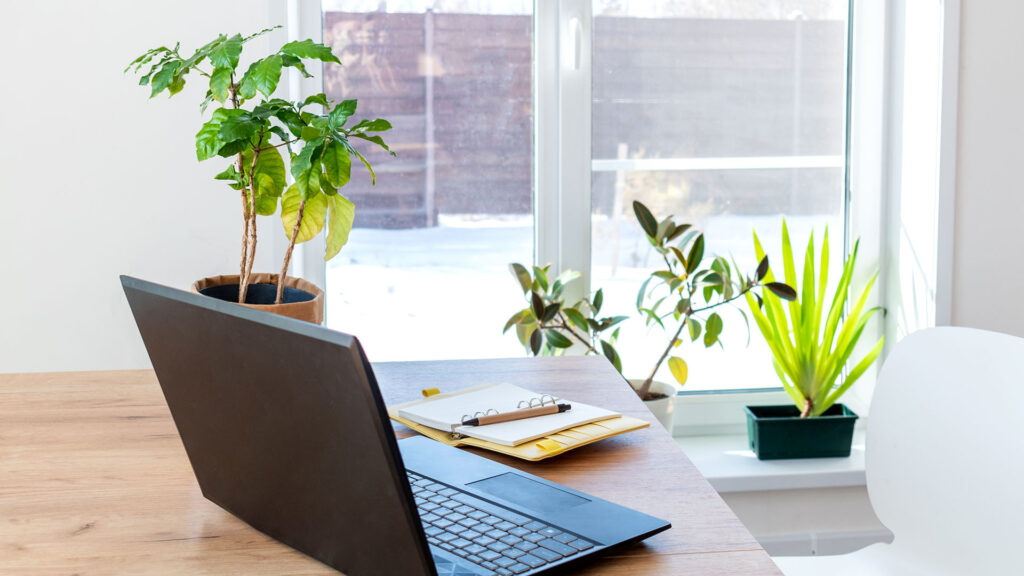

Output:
xmin=191 ymin=273 xmax=324 ymax=325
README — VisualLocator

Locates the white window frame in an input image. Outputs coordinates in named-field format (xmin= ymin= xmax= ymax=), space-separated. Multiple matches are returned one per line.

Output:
xmin=291 ymin=0 xmax=960 ymax=437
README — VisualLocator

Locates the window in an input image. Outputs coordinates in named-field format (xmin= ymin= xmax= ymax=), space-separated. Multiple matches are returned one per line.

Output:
xmin=589 ymin=1 xmax=850 ymax=391
xmin=320 ymin=1 xmax=534 ymax=361
xmin=313 ymin=1 xmax=852 ymax=391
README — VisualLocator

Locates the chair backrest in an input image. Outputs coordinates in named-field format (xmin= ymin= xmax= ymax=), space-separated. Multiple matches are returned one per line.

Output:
xmin=867 ymin=327 xmax=1024 ymax=573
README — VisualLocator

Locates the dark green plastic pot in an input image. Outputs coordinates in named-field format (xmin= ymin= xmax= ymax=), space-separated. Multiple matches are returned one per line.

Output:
xmin=744 ymin=404 xmax=858 ymax=460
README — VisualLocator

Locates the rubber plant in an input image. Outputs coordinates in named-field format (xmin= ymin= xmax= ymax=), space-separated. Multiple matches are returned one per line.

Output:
xmin=503 ymin=264 xmax=629 ymax=371
xmin=503 ymin=202 xmax=791 ymax=401
xmin=125 ymin=28 xmax=394 ymax=304
xmin=629 ymin=201 xmax=787 ymax=399
xmin=745 ymin=222 xmax=885 ymax=417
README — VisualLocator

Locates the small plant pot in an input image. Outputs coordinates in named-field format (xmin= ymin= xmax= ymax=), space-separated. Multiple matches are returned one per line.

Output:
xmin=192 ymin=273 xmax=324 ymax=324
xmin=745 ymin=404 xmax=858 ymax=460
xmin=630 ymin=379 xmax=677 ymax=432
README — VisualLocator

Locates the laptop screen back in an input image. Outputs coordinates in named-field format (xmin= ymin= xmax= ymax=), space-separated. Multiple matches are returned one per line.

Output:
xmin=121 ymin=276 xmax=433 ymax=576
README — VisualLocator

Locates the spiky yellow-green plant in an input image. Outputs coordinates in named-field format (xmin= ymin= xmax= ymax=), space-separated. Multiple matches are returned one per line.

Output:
xmin=745 ymin=222 xmax=884 ymax=417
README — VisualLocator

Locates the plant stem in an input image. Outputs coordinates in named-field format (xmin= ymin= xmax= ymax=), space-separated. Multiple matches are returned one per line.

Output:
xmin=553 ymin=312 xmax=597 ymax=354
xmin=241 ymin=131 xmax=265 ymax=295
xmin=228 ymin=79 xmax=253 ymax=304
xmin=276 ymin=199 xmax=306 ymax=305
xmin=636 ymin=283 xmax=757 ymax=399
xmin=255 ymin=138 xmax=300 ymax=152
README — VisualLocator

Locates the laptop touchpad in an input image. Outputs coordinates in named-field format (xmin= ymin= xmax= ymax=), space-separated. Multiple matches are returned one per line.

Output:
xmin=468 ymin=473 xmax=590 ymax=514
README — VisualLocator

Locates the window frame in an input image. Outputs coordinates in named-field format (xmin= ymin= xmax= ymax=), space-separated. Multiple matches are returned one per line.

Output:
xmin=293 ymin=0 xmax=960 ymax=437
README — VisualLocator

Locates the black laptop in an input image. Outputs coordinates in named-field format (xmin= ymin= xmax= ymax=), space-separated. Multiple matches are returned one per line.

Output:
xmin=121 ymin=276 xmax=670 ymax=576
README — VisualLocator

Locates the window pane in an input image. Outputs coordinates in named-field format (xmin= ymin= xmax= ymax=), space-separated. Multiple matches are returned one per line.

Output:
xmin=322 ymin=2 xmax=533 ymax=361
xmin=591 ymin=2 xmax=849 ymax=391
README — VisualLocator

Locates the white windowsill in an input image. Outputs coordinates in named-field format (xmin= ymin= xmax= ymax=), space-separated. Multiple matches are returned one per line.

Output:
xmin=675 ymin=429 xmax=867 ymax=493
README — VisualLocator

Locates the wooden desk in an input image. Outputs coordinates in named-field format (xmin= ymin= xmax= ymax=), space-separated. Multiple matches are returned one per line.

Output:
xmin=0 ymin=357 xmax=780 ymax=575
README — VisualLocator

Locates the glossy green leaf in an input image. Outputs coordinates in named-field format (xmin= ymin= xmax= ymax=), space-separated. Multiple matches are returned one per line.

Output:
xmin=704 ymin=312 xmax=723 ymax=347
xmin=632 ymin=201 xmax=658 ymax=238
xmin=509 ymin=263 xmax=532 ymax=293
xmin=321 ymin=141 xmax=352 ymax=188
xmin=209 ymin=67 xmax=232 ymax=102
xmin=564 ymin=309 xmax=588 ymax=332
xmin=503 ymin=309 xmax=531 ymax=334
xmin=545 ymin=330 xmax=573 ymax=349
xmin=209 ymin=34 xmax=243 ymax=69
xmin=280 ymin=39 xmax=341 ymax=64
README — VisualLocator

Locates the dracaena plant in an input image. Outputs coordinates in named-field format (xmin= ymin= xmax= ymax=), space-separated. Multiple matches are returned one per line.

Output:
xmin=631 ymin=201 xmax=790 ymax=400
xmin=745 ymin=222 xmax=885 ymax=417
xmin=503 ymin=264 xmax=629 ymax=371
xmin=125 ymin=28 xmax=394 ymax=304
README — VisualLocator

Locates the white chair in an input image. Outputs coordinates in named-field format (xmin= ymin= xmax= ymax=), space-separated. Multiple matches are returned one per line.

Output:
xmin=773 ymin=327 xmax=1024 ymax=575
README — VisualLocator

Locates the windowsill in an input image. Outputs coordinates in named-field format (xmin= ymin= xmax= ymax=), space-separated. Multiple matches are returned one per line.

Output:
xmin=674 ymin=429 xmax=867 ymax=493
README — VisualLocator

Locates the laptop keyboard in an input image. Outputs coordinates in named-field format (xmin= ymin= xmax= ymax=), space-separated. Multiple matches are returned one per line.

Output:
xmin=407 ymin=471 xmax=595 ymax=575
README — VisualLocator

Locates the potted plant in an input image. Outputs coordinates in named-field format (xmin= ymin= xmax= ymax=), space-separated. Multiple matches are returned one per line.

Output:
xmin=743 ymin=222 xmax=884 ymax=460
xmin=503 ymin=201 xmax=788 ymax=431
xmin=125 ymin=28 xmax=393 ymax=323
xmin=626 ymin=201 xmax=786 ymax=428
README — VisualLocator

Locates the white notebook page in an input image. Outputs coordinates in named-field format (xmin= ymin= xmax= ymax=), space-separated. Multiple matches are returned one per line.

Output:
xmin=397 ymin=383 xmax=619 ymax=447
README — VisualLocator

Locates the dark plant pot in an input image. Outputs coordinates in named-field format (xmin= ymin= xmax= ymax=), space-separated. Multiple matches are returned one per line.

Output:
xmin=744 ymin=404 xmax=858 ymax=460
xmin=191 ymin=273 xmax=324 ymax=324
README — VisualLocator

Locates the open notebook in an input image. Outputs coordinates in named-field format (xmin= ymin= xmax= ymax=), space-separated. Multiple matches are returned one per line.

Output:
xmin=396 ymin=383 xmax=620 ymax=447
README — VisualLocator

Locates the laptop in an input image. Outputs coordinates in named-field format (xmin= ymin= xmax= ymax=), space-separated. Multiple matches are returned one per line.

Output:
xmin=121 ymin=276 xmax=670 ymax=576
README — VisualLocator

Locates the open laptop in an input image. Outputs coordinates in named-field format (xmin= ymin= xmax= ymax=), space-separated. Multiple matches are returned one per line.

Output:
xmin=121 ymin=276 xmax=670 ymax=575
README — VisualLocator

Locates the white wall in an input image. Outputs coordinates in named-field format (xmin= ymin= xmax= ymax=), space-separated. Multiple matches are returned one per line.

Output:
xmin=0 ymin=1 xmax=286 ymax=373
xmin=952 ymin=1 xmax=1024 ymax=336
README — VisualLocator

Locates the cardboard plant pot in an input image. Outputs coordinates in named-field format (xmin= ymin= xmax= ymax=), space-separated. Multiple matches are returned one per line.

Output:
xmin=192 ymin=273 xmax=324 ymax=325
xmin=744 ymin=404 xmax=858 ymax=460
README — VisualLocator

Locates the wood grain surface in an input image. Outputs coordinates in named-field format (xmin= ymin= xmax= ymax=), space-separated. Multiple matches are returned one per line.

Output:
xmin=0 ymin=357 xmax=780 ymax=575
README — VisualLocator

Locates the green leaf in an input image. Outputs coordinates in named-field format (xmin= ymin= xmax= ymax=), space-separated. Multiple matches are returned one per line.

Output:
xmin=668 ymin=357 xmax=688 ymax=387
xmin=150 ymin=60 xmax=182 ymax=98
xmin=291 ymin=139 xmax=325 ymax=198
xmin=545 ymin=330 xmax=573 ymax=349
xmin=210 ymin=67 xmax=232 ymax=102
xmin=351 ymin=133 xmax=395 ymax=157
xmin=529 ymin=329 xmax=542 ymax=355
xmin=329 ymin=99 xmax=358 ymax=128
xmin=530 ymin=291 xmax=545 ymax=320
xmin=280 ymin=53 xmax=313 ymax=78
xmin=248 ymin=147 xmax=287 ymax=197
xmin=325 ymin=193 xmax=355 ymax=260
xmin=239 ymin=55 xmax=283 ymax=99
xmin=600 ymin=341 xmax=622 ymax=373
xmin=301 ymin=93 xmax=330 ymax=108
xmin=503 ymin=309 xmax=531 ymax=334
xmin=564 ymin=308 xmax=588 ymax=332
xmin=350 ymin=118 xmax=392 ymax=133
xmin=592 ymin=289 xmax=604 ymax=314
xmin=279 ymin=184 xmax=327 ymax=244
xmin=214 ymin=165 xmax=242 ymax=182
xmin=195 ymin=108 xmax=240 ymax=161
xmin=280 ymin=39 xmax=342 ymax=64
xmin=687 ymin=317 xmax=702 ymax=341
xmin=346 ymin=144 xmax=377 ymax=185
xmin=704 ymin=312 xmax=723 ymax=347
xmin=756 ymin=256 xmax=770 ymax=281
xmin=766 ymin=282 xmax=797 ymax=301
xmin=254 ymin=183 xmax=278 ymax=216
xmin=533 ymin=266 xmax=550 ymax=292
xmin=218 ymin=112 xmax=262 ymax=143
xmin=509 ymin=263 xmax=532 ymax=293
xmin=209 ymin=34 xmax=243 ymax=69
xmin=685 ymin=234 xmax=705 ymax=274
xmin=541 ymin=303 xmax=561 ymax=323
xmin=632 ymin=201 xmax=658 ymax=238
xmin=321 ymin=141 xmax=352 ymax=188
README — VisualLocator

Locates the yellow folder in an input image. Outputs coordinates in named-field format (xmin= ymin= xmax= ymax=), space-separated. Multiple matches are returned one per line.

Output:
xmin=387 ymin=388 xmax=649 ymax=461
